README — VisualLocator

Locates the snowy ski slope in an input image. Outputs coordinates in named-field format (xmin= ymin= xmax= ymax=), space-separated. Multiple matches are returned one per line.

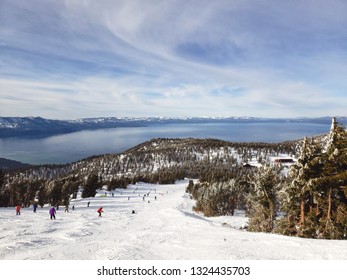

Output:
xmin=0 ymin=180 xmax=346 ymax=260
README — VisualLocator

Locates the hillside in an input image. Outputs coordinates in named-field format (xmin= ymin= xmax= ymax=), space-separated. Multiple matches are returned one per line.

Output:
xmin=0 ymin=158 xmax=30 ymax=171
xmin=4 ymin=137 xmax=298 ymax=182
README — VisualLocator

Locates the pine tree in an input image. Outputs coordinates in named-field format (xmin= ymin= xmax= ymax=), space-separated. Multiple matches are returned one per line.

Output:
xmin=278 ymin=137 xmax=323 ymax=237
xmin=0 ymin=170 xmax=9 ymax=207
xmin=202 ymin=181 xmax=237 ymax=217
xmin=82 ymin=173 xmax=101 ymax=198
xmin=278 ymin=118 xmax=347 ymax=239
xmin=37 ymin=184 xmax=47 ymax=208
xmin=49 ymin=180 xmax=63 ymax=206
xmin=247 ymin=165 xmax=279 ymax=233
xmin=313 ymin=118 xmax=347 ymax=239
xmin=0 ymin=169 xmax=4 ymax=188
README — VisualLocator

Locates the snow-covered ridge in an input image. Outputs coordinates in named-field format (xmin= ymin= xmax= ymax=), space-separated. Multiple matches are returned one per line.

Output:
xmin=8 ymin=138 xmax=298 ymax=182
xmin=2 ymin=116 xmax=347 ymax=128
xmin=1 ymin=116 xmax=346 ymax=138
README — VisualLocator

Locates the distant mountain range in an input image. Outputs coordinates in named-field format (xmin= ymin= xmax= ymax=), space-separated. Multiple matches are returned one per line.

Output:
xmin=0 ymin=157 xmax=31 ymax=170
xmin=0 ymin=116 xmax=346 ymax=138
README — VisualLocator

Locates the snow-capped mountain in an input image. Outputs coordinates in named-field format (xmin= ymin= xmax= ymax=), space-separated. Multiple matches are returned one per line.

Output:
xmin=1 ymin=116 xmax=346 ymax=138
xmin=0 ymin=116 xmax=145 ymax=138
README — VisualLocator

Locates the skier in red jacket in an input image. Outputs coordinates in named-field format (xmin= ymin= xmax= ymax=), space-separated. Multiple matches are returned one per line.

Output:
xmin=16 ymin=205 xmax=21 ymax=215
xmin=97 ymin=207 xmax=103 ymax=217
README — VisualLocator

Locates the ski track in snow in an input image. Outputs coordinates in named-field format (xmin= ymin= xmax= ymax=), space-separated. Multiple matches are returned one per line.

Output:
xmin=0 ymin=180 xmax=346 ymax=260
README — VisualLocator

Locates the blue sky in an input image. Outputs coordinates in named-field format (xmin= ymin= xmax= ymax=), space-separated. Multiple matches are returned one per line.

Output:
xmin=1 ymin=0 xmax=346 ymax=119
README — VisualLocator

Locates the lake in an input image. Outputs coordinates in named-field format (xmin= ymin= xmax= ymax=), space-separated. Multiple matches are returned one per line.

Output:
xmin=0 ymin=122 xmax=334 ymax=165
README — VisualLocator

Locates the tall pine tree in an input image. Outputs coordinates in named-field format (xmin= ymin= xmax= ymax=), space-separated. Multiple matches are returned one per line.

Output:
xmin=313 ymin=118 xmax=347 ymax=238
xmin=247 ymin=165 xmax=279 ymax=233
xmin=278 ymin=137 xmax=322 ymax=237
xmin=278 ymin=118 xmax=347 ymax=239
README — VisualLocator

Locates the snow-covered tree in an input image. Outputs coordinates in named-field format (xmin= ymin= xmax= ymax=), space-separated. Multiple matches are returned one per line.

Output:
xmin=201 ymin=181 xmax=238 ymax=217
xmin=247 ymin=165 xmax=279 ymax=233
xmin=277 ymin=137 xmax=322 ymax=237
xmin=313 ymin=118 xmax=347 ymax=238
xmin=278 ymin=118 xmax=347 ymax=239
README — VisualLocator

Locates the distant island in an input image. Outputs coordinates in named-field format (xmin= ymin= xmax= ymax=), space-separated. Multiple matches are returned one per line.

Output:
xmin=1 ymin=116 xmax=346 ymax=138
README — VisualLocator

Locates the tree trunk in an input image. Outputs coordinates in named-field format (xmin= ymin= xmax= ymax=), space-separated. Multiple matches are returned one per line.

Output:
xmin=327 ymin=188 xmax=332 ymax=222
xmin=323 ymin=187 xmax=333 ymax=237
xmin=316 ymin=203 xmax=319 ymax=216
xmin=300 ymin=198 xmax=305 ymax=227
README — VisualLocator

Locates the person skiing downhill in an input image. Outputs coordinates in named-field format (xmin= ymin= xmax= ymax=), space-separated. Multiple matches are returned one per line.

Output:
xmin=97 ymin=207 xmax=103 ymax=217
xmin=49 ymin=206 xmax=56 ymax=220
xmin=33 ymin=203 xmax=38 ymax=213
xmin=16 ymin=205 xmax=21 ymax=215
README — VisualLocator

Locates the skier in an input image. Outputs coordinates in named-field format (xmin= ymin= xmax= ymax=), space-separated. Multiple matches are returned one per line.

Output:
xmin=49 ymin=206 xmax=56 ymax=220
xmin=33 ymin=203 xmax=38 ymax=213
xmin=64 ymin=205 xmax=69 ymax=213
xmin=87 ymin=201 xmax=90 ymax=207
xmin=16 ymin=205 xmax=21 ymax=215
xmin=97 ymin=207 xmax=103 ymax=217
xmin=72 ymin=205 xmax=75 ymax=211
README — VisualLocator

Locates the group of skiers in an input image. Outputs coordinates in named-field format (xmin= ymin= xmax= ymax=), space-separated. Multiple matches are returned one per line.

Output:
xmin=15 ymin=204 xmax=38 ymax=215
xmin=14 ymin=188 xmax=160 ymax=219
xmin=14 ymin=203 xmax=104 ymax=219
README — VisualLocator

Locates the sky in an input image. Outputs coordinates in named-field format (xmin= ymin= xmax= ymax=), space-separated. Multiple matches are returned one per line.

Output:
xmin=0 ymin=0 xmax=346 ymax=119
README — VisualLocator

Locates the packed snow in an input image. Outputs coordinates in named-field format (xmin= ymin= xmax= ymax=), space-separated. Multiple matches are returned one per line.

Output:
xmin=0 ymin=180 xmax=346 ymax=260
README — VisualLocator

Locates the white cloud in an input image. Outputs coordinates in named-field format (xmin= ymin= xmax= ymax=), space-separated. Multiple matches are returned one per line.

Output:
xmin=0 ymin=0 xmax=346 ymax=118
